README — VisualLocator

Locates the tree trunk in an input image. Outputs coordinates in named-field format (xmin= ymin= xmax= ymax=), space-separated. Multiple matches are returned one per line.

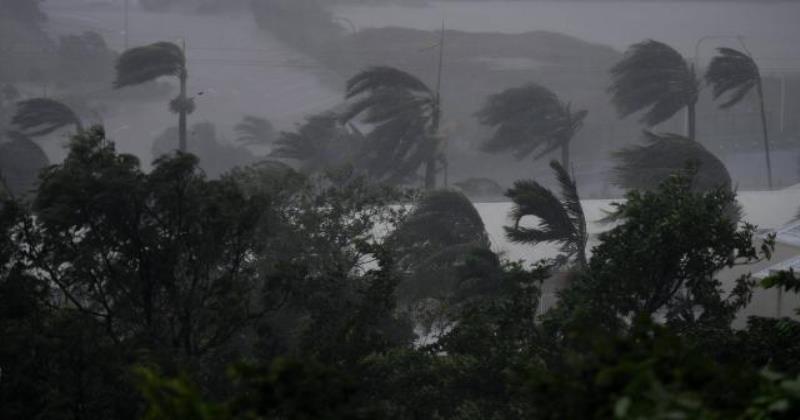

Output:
xmin=178 ymin=70 xmax=187 ymax=152
xmin=686 ymin=102 xmax=696 ymax=141
xmin=757 ymin=80 xmax=774 ymax=189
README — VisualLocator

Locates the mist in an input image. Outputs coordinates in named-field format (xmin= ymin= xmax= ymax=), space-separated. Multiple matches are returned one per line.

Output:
xmin=2 ymin=0 xmax=800 ymax=418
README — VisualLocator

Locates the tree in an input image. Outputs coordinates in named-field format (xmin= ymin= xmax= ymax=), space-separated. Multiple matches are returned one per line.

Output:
xmin=477 ymin=83 xmax=587 ymax=168
xmin=234 ymin=115 xmax=276 ymax=146
xmin=504 ymin=160 xmax=588 ymax=269
xmin=576 ymin=173 xmax=771 ymax=328
xmin=152 ymin=122 xmax=257 ymax=178
xmin=612 ymin=131 xmax=732 ymax=193
xmin=706 ymin=46 xmax=773 ymax=189
xmin=114 ymin=42 xmax=190 ymax=151
xmin=11 ymin=97 xmax=84 ymax=137
xmin=390 ymin=190 xmax=492 ymax=310
xmin=0 ymin=131 xmax=49 ymax=198
xmin=22 ymin=127 xmax=273 ymax=374
xmin=341 ymin=66 xmax=441 ymax=189
xmin=609 ymin=40 xmax=700 ymax=140
xmin=271 ymin=112 xmax=363 ymax=174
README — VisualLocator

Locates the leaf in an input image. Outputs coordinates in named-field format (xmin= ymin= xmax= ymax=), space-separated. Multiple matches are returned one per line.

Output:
xmin=114 ymin=42 xmax=185 ymax=88
xmin=609 ymin=39 xmax=698 ymax=126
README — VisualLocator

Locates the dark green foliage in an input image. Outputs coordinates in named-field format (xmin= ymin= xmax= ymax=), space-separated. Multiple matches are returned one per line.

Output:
xmin=519 ymin=317 xmax=763 ymax=419
xmin=114 ymin=42 xmax=185 ymax=88
xmin=609 ymin=40 xmax=699 ymax=127
xmin=706 ymin=47 xmax=759 ymax=109
xmin=612 ymin=131 xmax=732 ymax=192
xmin=342 ymin=66 xmax=439 ymax=186
xmin=235 ymin=115 xmax=276 ymax=146
xmin=477 ymin=83 xmax=587 ymax=166
xmin=580 ymin=174 xmax=770 ymax=327
xmin=505 ymin=160 xmax=587 ymax=268
xmin=12 ymin=97 xmax=84 ymax=137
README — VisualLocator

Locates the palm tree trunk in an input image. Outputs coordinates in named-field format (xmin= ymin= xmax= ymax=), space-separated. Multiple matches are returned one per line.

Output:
xmin=686 ymin=102 xmax=696 ymax=141
xmin=561 ymin=142 xmax=570 ymax=168
xmin=178 ymin=70 xmax=188 ymax=152
xmin=756 ymin=80 xmax=774 ymax=189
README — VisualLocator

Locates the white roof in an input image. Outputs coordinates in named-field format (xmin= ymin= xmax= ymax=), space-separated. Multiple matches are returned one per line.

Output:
xmin=476 ymin=189 xmax=800 ymax=264
xmin=771 ymin=219 xmax=800 ymax=248
xmin=754 ymin=255 xmax=800 ymax=279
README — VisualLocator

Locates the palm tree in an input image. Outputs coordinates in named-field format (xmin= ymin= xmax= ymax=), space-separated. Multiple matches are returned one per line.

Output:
xmin=476 ymin=83 xmax=587 ymax=168
xmin=270 ymin=113 xmax=363 ymax=174
xmin=505 ymin=160 xmax=587 ymax=269
xmin=706 ymin=47 xmax=773 ymax=189
xmin=341 ymin=66 xmax=441 ymax=189
xmin=11 ymin=98 xmax=84 ymax=137
xmin=114 ymin=42 xmax=190 ymax=151
xmin=612 ymin=131 xmax=732 ymax=193
xmin=0 ymin=130 xmax=50 ymax=198
xmin=609 ymin=40 xmax=700 ymax=140
xmin=234 ymin=115 xmax=276 ymax=146
xmin=390 ymin=189 xmax=491 ymax=303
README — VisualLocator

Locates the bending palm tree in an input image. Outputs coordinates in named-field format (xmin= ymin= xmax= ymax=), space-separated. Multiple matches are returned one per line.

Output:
xmin=114 ymin=42 xmax=190 ymax=151
xmin=0 ymin=131 xmax=50 ymax=198
xmin=612 ymin=131 xmax=732 ymax=193
xmin=505 ymin=160 xmax=587 ymax=269
xmin=234 ymin=115 xmax=276 ymax=146
xmin=341 ymin=66 xmax=441 ymax=189
xmin=706 ymin=46 xmax=773 ymax=189
xmin=271 ymin=113 xmax=363 ymax=174
xmin=609 ymin=40 xmax=700 ymax=140
xmin=12 ymin=98 xmax=84 ymax=137
xmin=390 ymin=189 xmax=491 ymax=303
xmin=476 ymin=83 xmax=587 ymax=168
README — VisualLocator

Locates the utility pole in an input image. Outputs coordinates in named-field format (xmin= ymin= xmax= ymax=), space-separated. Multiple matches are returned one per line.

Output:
xmin=435 ymin=20 xmax=447 ymax=188
xmin=179 ymin=38 xmax=188 ymax=152
xmin=123 ymin=0 xmax=129 ymax=49
xmin=780 ymin=72 xmax=787 ymax=134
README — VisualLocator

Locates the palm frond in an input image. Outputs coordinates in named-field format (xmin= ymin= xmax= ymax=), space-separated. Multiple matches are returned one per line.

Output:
xmin=504 ymin=162 xmax=587 ymax=265
xmin=705 ymin=47 xmax=759 ymax=109
xmin=0 ymin=131 xmax=50 ymax=197
xmin=114 ymin=42 xmax=184 ymax=88
xmin=235 ymin=115 xmax=275 ymax=145
xmin=341 ymin=67 xmax=437 ymax=184
xmin=504 ymin=179 xmax=573 ymax=246
xmin=609 ymin=39 xmax=698 ymax=126
xmin=345 ymin=66 xmax=433 ymax=99
xmin=612 ymin=130 xmax=732 ymax=192
xmin=12 ymin=98 xmax=83 ymax=137
xmin=477 ymin=84 xmax=583 ymax=162
xmin=270 ymin=113 xmax=361 ymax=173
